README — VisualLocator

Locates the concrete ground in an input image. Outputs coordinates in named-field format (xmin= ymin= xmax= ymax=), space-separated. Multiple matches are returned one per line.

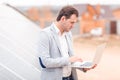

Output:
xmin=73 ymin=35 xmax=120 ymax=80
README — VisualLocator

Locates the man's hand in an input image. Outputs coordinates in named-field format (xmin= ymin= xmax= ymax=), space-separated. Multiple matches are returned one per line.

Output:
xmin=69 ymin=56 xmax=83 ymax=63
xmin=83 ymin=64 xmax=97 ymax=72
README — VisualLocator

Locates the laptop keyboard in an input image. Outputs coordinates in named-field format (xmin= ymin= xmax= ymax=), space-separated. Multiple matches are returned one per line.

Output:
xmin=80 ymin=62 xmax=92 ymax=67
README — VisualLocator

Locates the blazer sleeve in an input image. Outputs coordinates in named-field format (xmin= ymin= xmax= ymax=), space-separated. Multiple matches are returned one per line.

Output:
xmin=38 ymin=31 xmax=69 ymax=68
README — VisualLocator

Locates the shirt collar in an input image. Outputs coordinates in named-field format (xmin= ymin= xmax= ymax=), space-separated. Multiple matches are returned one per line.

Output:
xmin=53 ymin=22 xmax=66 ymax=36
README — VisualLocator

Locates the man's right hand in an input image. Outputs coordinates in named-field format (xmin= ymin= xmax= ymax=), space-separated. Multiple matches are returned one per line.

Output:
xmin=69 ymin=56 xmax=83 ymax=63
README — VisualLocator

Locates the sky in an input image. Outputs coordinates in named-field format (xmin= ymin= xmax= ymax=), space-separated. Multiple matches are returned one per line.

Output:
xmin=0 ymin=0 xmax=120 ymax=6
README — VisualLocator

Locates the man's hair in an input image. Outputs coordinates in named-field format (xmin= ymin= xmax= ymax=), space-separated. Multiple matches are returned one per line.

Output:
xmin=56 ymin=6 xmax=79 ymax=21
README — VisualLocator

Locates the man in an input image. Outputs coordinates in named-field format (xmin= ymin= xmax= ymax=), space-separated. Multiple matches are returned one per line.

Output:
xmin=38 ymin=6 xmax=96 ymax=80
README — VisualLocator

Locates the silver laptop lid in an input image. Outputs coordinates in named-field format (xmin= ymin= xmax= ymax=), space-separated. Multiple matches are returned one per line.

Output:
xmin=92 ymin=43 xmax=107 ymax=65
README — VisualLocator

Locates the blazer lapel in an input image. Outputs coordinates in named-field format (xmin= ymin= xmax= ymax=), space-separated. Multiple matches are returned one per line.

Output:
xmin=50 ymin=25 xmax=62 ymax=56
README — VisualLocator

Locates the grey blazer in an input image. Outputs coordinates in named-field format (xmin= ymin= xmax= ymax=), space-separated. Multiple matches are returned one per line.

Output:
xmin=38 ymin=24 xmax=79 ymax=80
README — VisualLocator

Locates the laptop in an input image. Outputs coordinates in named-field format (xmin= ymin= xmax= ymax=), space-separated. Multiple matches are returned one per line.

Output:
xmin=72 ymin=43 xmax=107 ymax=68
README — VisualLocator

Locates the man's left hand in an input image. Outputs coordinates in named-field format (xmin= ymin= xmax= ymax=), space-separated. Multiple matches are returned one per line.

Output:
xmin=83 ymin=64 xmax=97 ymax=72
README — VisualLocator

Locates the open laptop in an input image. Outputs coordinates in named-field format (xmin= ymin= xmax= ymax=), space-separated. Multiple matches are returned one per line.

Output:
xmin=72 ymin=43 xmax=107 ymax=68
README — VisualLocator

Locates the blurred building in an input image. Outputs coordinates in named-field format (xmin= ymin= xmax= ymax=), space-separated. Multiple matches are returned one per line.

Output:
xmin=74 ymin=4 xmax=120 ymax=36
xmin=17 ymin=4 xmax=120 ymax=36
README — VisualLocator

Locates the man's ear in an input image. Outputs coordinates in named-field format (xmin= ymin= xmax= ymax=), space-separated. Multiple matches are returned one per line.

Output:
xmin=61 ymin=16 xmax=66 ymax=21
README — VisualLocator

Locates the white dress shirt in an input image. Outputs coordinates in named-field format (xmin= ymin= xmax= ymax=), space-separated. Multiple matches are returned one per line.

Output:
xmin=53 ymin=23 xmax=71 ymax=77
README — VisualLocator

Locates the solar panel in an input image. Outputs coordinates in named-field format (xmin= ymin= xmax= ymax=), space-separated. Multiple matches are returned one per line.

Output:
xmin=0 ymin=4 xmax=42 ymax=80
xmin=0 ymin=46 xmax=41 ymax=80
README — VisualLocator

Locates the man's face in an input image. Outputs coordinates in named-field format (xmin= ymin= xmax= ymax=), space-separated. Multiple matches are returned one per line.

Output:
xmin=62 ymin=14 xmax=78 ymax=32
